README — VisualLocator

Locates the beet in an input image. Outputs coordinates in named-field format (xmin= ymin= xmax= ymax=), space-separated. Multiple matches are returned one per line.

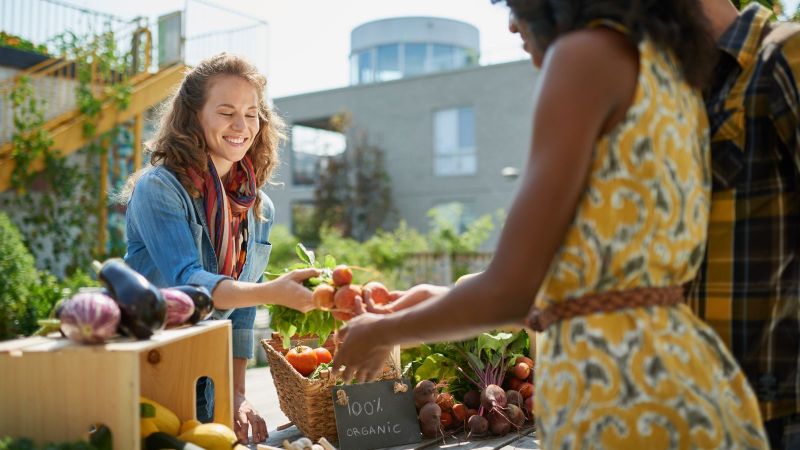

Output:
xmin=506 ymin=389 xmax=523 ymax=408
xmin=60 ymin=292 xmax=120 ymax=344
xmin=160 ymin=288 xmax=195 ymax=327
xmin=507 ymin=404 xmax=526 ymax=428
xmin=481 ymin=384 xmax=507 ymax=411
xmin=488 ymin=410 xmax=512 ymax=436
xmin=418 ymin=402 xmax=441 ymax=438
xmin=414 ymin=380 xmax=436 ymax=409
xmin=463 ymin=390 xmax=481 ymax=410
xmin=467 ymin=414 xmax=488 ymax=437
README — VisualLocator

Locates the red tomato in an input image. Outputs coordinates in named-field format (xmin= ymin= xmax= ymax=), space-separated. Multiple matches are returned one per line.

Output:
xmin=286 ymin=345 xmax=318 ymax=376
xmin=314 ymin=347 xmax=333 ymax=365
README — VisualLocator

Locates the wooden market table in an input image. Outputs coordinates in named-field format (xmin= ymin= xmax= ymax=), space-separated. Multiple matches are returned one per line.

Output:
xmin=259 ymin=424 xmax=539 ymax=450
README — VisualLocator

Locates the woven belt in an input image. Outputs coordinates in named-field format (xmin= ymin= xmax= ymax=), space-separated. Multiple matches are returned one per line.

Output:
xmin=525 ymin=285 xmax=684 ymax=332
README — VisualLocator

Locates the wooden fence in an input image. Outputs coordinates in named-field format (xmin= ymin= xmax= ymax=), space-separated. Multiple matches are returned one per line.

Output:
xmin=397 ymin=252 xmax=494 ymax=286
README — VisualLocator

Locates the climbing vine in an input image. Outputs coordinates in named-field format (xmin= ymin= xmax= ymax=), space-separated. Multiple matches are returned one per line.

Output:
xmin=2 ymin=27 xmax=133 ymax=275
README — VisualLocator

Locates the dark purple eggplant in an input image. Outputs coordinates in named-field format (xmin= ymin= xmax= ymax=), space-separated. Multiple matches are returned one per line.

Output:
xmin=96 ymin=259 xmax=166 ymax=339
xmin=169 ymin=285 xmax=214 ymax=324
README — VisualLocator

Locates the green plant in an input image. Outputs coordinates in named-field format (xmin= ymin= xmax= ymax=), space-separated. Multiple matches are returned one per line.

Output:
xmin=0 ymin=213 xmax=40 ymax=340
xmin=4 ymin=28 xmax=132 ymax=274
xmin=0 ymin=212 xmax=100 ymax=340
xmin=0 ymin=31 xmax=49 ymax=55
xmin=265 ymin=224 xmax=301 ymax=275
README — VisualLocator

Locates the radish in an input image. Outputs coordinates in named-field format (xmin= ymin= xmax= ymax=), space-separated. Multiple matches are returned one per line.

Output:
xmin=435 ymin=392 xmax=454 ymax=412
xmin=480 ymin=384 xmax=507 ymax=411
xmin=440 ymin=411 xmax=453 ymax=429
xmin=488 ymin=410 xmax=512 ymax=436
xmin=418 ymin=402 xmax=441 ymax=438
xmin=452 ymin=403 xmax=467 ymax=423
xmin=513 ymin=362 xmax=531 ymax=380
xmin=519 ymin=382 xmax=534 ymax=399
xmin=414 ymin=380 xmax=436 ymax=409
xmin=312 ymin=284 xmax=335 ymax=310
xmin=467 ymin=414 xmax=488 ymax=437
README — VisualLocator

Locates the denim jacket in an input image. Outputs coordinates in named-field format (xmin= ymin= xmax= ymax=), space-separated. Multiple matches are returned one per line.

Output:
xmin=124 ymin=165 xmax=273 ymax=358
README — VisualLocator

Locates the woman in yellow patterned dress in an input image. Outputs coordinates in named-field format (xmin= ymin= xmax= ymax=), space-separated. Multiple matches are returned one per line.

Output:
xmin=332 ymin=0 xmax=768 ymax=448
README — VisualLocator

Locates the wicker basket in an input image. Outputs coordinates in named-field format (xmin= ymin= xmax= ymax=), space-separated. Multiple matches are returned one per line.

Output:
xmin=261 ymin=335 xmax=400 ymax=442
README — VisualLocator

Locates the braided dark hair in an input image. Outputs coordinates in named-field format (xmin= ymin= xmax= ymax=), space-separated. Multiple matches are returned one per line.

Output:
xmin=493 ymin=0 xmax=717 ymax=88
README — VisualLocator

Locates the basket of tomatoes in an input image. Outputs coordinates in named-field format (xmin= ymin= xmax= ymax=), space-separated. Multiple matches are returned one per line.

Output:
xmin=261 ymin=332 xmax=399 ymax=443
xmin=262 ymin=257 xmax=401 ymax=441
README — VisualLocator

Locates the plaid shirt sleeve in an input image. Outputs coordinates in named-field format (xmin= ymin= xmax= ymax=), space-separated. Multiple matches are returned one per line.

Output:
xmin=687 ymin=4 xmax=800 ymax=422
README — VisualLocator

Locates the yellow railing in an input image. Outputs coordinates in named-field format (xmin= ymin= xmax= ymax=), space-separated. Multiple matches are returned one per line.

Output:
xmin=0 ymin=23 xmax=152 ymax=146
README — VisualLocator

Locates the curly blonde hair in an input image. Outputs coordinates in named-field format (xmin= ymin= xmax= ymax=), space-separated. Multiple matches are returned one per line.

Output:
xmin=146 ymin=53 xmax=285 ymax=215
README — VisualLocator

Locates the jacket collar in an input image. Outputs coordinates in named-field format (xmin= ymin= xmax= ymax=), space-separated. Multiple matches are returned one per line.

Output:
xmin=717 ymin=3 xmax=772 ymax=69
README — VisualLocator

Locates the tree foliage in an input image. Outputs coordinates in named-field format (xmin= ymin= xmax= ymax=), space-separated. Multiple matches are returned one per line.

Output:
xmin=310 ymin=113 xmax=397 ymax=243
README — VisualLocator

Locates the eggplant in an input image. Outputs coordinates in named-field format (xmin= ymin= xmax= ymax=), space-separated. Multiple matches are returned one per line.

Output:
xmin=169 ymin=285 xmax=214 ymax=324
xmin=95 ymin=258 xmax=166 ymax=339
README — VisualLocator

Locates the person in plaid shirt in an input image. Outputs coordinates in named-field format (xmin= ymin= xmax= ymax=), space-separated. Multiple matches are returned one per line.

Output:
xmin=690 ymin=1 xmax=800 ymax=448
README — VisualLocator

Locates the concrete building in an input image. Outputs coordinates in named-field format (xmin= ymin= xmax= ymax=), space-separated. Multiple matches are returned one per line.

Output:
xmin=268 ymin=17 xmax=536 ymax=248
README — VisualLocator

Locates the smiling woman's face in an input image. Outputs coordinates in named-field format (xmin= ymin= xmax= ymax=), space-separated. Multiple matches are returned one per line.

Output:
xmin=198 ymin=74 xmax=260 ymax=177
xmin=509 ymin=14 xmax=545 ymax=68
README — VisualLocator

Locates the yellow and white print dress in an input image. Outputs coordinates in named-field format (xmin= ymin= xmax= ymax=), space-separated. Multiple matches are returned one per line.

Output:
xmin=533 ymin=35 xmax=768 ymax=449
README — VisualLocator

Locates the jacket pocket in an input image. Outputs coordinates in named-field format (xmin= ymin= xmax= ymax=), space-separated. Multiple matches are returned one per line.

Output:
xmin=239 ymin=241 xmax=272 ymax=283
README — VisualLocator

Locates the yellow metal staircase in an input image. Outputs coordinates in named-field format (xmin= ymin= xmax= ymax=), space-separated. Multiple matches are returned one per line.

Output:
xmin=0 ymin=62 xmax=186 ymax=191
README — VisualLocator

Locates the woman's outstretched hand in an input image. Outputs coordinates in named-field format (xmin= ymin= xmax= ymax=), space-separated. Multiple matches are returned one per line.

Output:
xmin=269 ymin=268 xmax=320 ymax=313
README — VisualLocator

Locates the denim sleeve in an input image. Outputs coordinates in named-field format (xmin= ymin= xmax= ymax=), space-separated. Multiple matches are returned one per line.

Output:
xmin=229 ymin=307 xmax=256 ymax=359
xmin=127 ymin=171 xmax=231 ymax=295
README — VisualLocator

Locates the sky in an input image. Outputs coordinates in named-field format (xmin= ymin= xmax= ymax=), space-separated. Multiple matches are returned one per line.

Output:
xmin=65 ymin=0 xmax=529 ymax=99
xmin=63 ymin=0 xmax=800 ymax=98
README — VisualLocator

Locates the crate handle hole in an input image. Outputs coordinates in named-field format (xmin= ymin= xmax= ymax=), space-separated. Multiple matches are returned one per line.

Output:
xmin=88 ymin=423 xmax=112 ymax=449
xmin=196 ymin=376 xmax=215 ymax=423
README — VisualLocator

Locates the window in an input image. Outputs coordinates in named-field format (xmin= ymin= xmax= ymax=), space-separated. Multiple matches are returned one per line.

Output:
xmin=291 ymin=124 xmax=346 ymax=186
xmin=431 ymin=44 xmax=456 ymax=72
xmin=358 ymin=50 xmax=373 ymax=84
xmin=433 ymin=107 xmax=476 ymax=176
xmin=376 ymin=44 xmax=401 ymax=81
xmin=403 ymin=43 xmax=427 ymax=76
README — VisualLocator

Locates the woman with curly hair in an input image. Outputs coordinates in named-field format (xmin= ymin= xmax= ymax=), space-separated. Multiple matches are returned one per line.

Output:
xmin=123 ymin=53 xmax=317 ymax=444
xmin=332 ymin=1 xmax=768 ymax=447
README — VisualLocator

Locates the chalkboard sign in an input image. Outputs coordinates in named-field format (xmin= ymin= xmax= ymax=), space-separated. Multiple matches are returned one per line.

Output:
xmin=331 ymin=378 xmax=421 ymax=450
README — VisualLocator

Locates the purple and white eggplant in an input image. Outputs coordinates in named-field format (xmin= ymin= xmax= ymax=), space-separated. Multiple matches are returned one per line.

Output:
xmin=59 ymin=292 xmax=121 ymax=344
xmin=160 ymin=288 xmax=196 ymax=327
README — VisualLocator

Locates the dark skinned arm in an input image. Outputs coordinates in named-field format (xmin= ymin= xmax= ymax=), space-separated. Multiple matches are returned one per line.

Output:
xmin=333 ymin=28 xmax=640 ymax=382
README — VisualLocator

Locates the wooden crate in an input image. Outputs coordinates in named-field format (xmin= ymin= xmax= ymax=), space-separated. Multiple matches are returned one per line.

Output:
xmin=0 ymin=320 xmax=232 ymax=449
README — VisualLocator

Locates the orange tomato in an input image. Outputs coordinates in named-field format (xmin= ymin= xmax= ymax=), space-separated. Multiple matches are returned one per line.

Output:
xmin=286 ymin=345 xmax=318 ymax=376
xmin=314 ymin=347 xmax=333 ymax=365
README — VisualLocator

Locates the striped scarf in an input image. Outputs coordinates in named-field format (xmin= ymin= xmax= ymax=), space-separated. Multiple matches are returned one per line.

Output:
xmin=189 ymin=156 xmax=257 ymax=279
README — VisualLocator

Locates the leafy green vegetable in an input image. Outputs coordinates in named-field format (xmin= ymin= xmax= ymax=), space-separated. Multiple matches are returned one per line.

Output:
xmin=266 ymin=243 xmax=343 ymax=348
xmin=401 ymin=330 xmax=530 ymax=399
